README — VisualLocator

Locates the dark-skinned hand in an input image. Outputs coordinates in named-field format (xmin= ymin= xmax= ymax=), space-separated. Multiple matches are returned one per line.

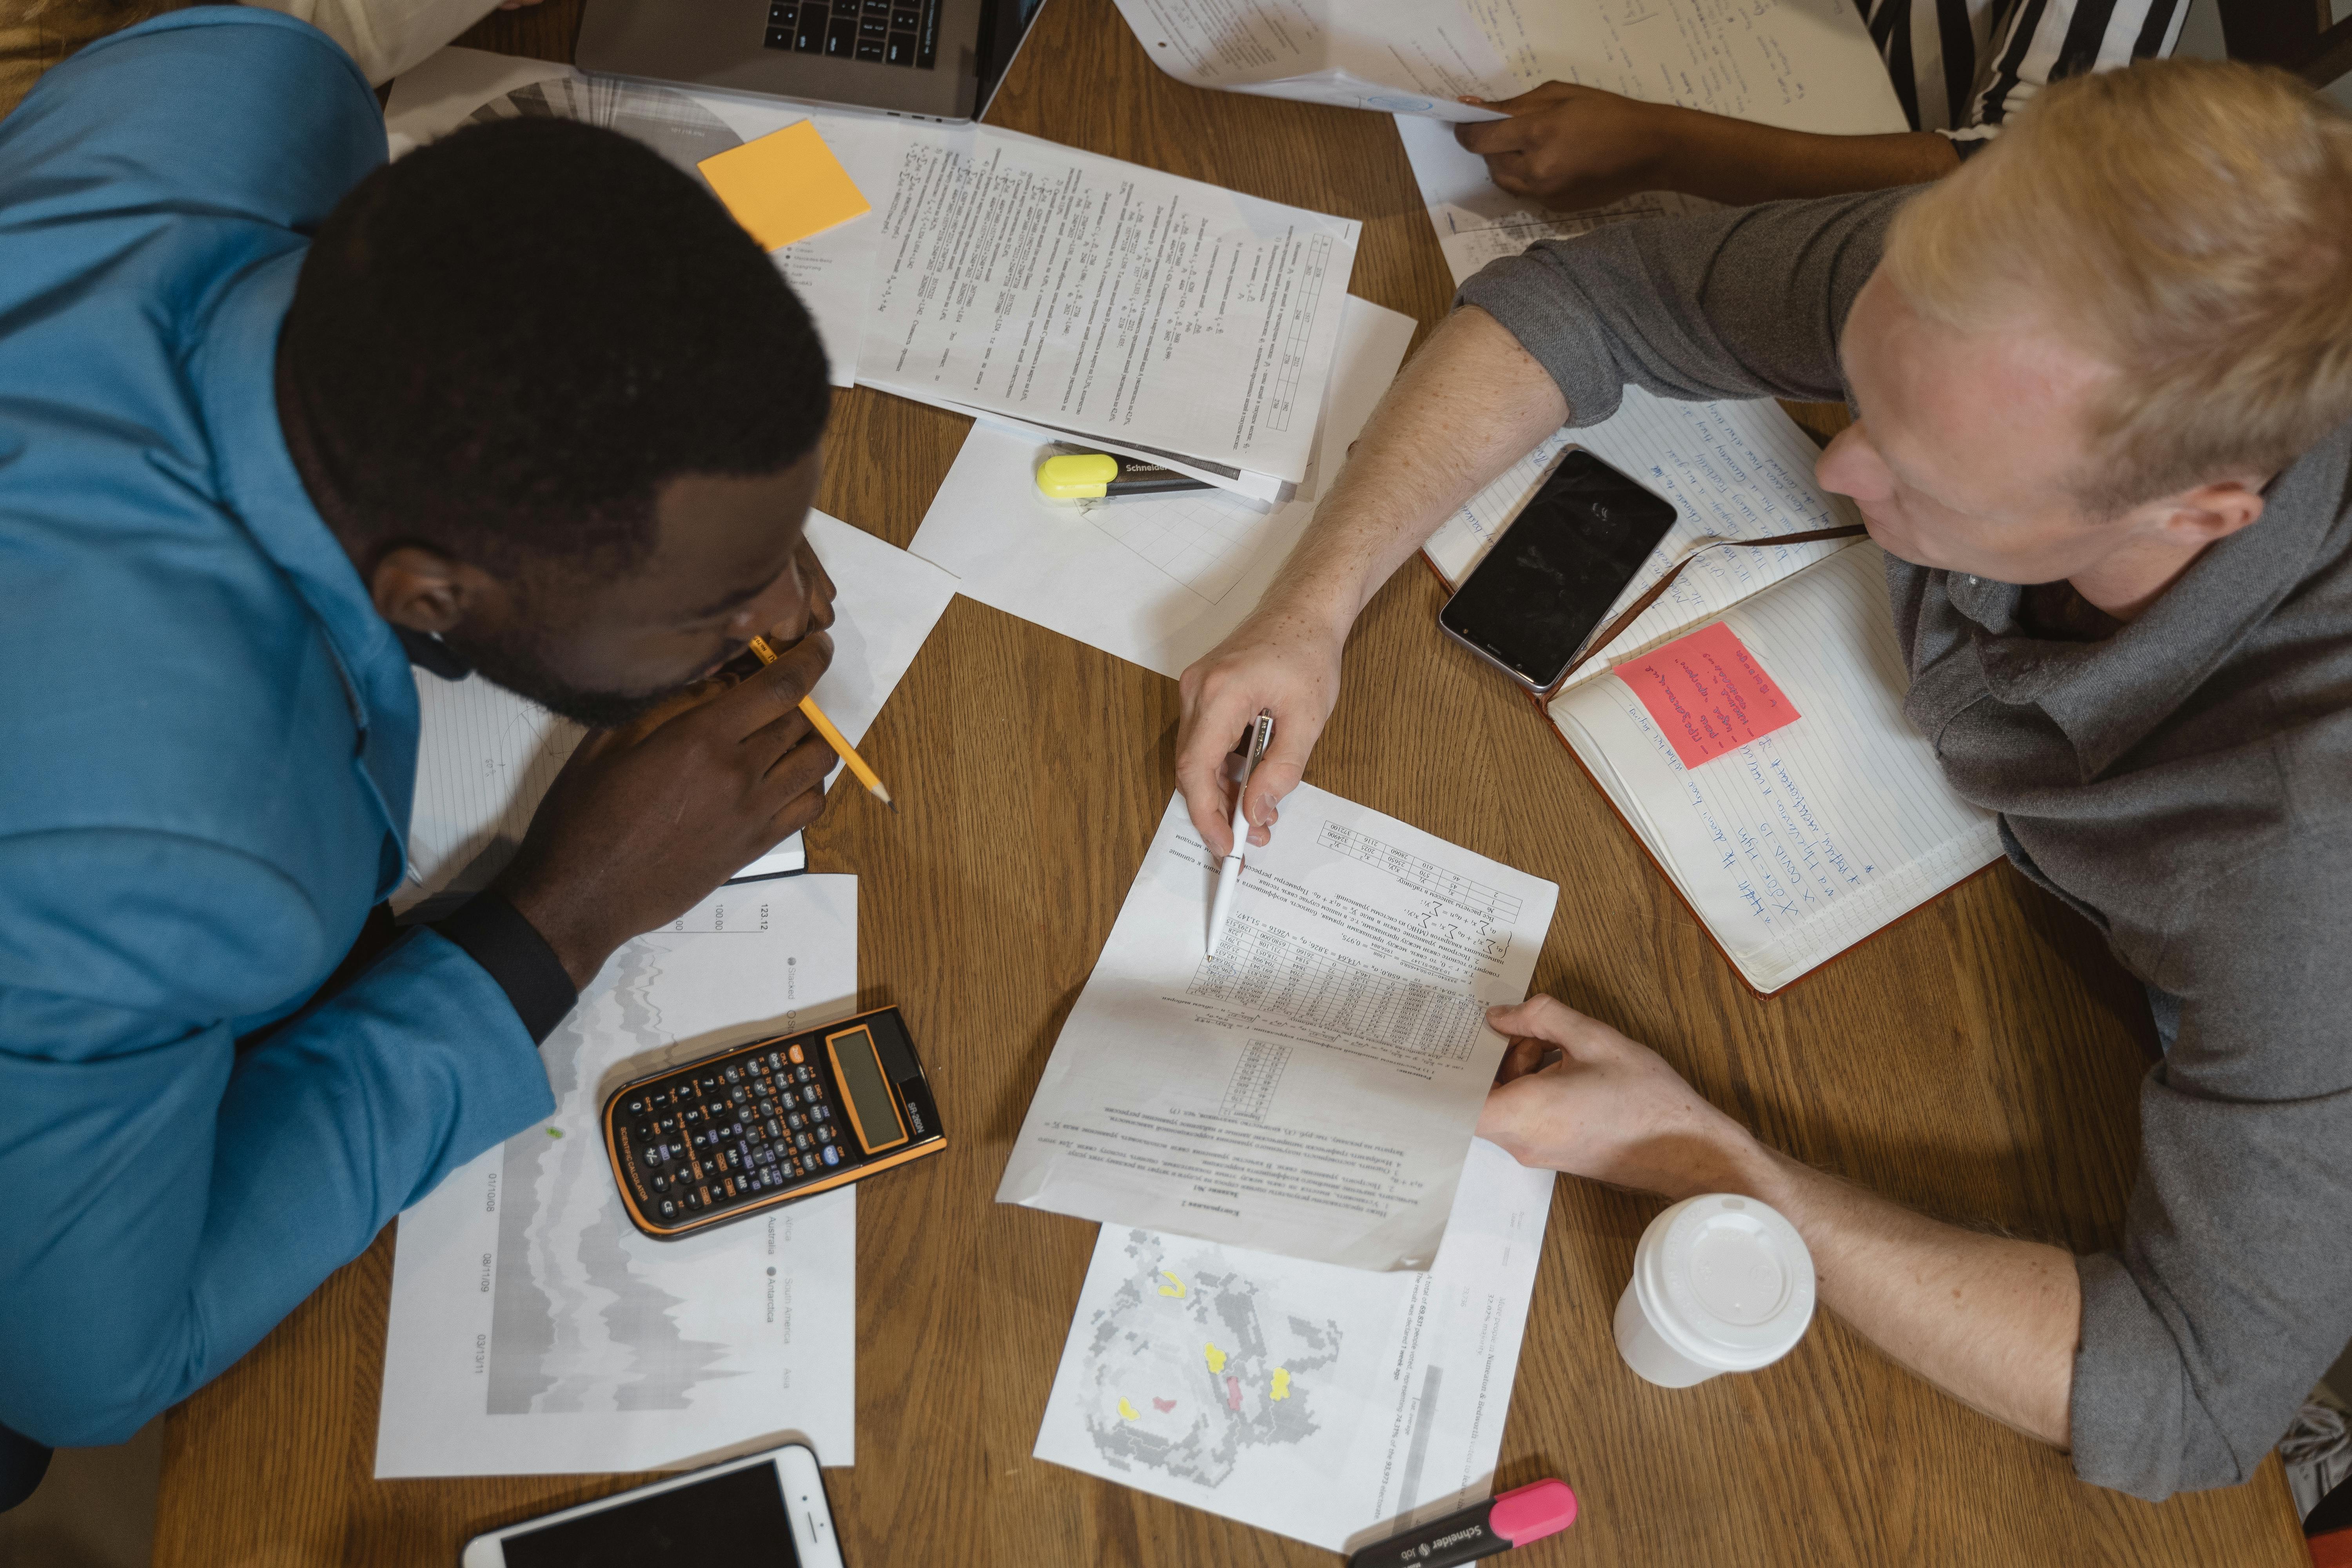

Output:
xmin=1453 ymin=82 xmax=1677 ymax=211
xmin=496 ymin=629 xmax=838 ymax=988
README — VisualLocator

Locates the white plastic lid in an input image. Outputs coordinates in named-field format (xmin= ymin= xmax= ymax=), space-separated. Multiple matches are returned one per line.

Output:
xmin=1632 ymin=1194 xmax=1816 ymax=1372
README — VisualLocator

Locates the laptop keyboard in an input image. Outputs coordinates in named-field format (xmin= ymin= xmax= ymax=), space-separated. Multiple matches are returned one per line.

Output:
xmin=766 ymin=0 xmax=938 ymax=66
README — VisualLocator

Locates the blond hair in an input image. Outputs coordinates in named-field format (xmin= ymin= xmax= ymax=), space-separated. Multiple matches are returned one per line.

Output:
xmin=1882 ymin=59 xmax=2352 ymax=516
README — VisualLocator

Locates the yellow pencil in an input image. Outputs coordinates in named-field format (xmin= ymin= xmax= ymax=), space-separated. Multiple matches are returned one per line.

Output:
xmin=746 ymin=635 xmax=897 ymax=814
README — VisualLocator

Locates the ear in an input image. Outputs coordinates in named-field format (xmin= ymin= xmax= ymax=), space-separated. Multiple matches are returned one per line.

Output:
xmin=368 ymin=544 xmax=510 ymax=637
xmin=2155 ymin=479 xmax=2267 ymax=548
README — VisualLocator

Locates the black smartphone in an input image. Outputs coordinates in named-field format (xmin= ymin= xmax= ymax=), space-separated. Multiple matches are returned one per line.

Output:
xmin=1437 ymin=450 xmax=1680 ymax=692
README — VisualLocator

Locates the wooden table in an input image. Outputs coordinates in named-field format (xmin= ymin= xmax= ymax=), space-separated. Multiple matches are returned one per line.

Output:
xmin=154 ymin=2 xmax=2309 ymax=1562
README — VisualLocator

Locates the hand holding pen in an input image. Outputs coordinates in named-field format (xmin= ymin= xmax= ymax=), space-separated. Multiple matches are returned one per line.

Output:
xmin=1205 ymin=711 xmax=1274 ymax=956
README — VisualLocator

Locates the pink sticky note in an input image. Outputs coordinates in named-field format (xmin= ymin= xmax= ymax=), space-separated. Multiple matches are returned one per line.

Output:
xmin=1613 ymin=622 xmax=1801 ymax=769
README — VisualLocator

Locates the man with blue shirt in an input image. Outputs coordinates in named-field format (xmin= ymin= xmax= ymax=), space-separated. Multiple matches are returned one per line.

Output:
xmin=0 ymin=7 xmax=841 ymax=1465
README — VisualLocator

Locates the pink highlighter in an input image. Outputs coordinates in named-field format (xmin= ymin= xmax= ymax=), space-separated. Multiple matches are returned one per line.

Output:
xmin=1345 ymin=1479 xmax=1579 ymax=1568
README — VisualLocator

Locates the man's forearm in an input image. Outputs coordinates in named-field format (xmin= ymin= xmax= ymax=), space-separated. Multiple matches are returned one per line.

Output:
xmin=1656 ymin=112 xmax=1961 ymax=205
xmin=1271 ymin=305 xmax=1568 ymax=633
xmin=1729 ymin=1142 xmax=2079 ymax=1445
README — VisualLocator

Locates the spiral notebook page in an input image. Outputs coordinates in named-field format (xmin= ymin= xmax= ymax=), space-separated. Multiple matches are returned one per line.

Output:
xmin=1549 ymin=544 xmax=1998 ymax=993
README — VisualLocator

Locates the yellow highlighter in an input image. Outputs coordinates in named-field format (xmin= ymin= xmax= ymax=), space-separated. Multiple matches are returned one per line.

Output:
xmin=1036 ymin=450 xmax=1214 ymax=502
xmin=746 ymin=635 xmax=897 ymax=815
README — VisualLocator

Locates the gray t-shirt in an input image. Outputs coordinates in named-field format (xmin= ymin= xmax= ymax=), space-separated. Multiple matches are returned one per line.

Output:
xmin=1457 ymin=189 xmax=2352 ymax=1502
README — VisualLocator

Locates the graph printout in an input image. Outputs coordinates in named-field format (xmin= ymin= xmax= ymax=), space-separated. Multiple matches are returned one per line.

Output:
xmin=997 ymin=789 xmax=1557 ymax=1272
xmin=376 ymin=880 xmax=859 ymax=1476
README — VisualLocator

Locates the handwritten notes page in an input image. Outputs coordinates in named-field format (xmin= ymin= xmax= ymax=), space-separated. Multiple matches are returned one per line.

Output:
xmin=1552 ymin=544 xmax=1998 ymax=993
xmin=1426 ymin=388 xmax=1863 ymax=673
xmin=1615 ymin=622 xmax=1802 ymax=767
xmin=857 ymin=127 xmax=1360 ymax=488
xmin=997 ymin=787 xmax=1558 ymax=1272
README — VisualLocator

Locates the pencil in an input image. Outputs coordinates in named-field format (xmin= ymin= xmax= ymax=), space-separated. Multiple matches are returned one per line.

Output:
xmin=746 ymin=635 xmax=898 ymax=814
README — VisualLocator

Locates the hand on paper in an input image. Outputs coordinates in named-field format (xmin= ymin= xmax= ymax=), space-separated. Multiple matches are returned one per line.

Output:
xmin=495 ymin=629 xmax=839 ymax=987
xmin=1474 ymin=996 xmax=1757 ymax=1200
xmin=1453 ymin=84 xmax=1679 ymax=212
xmin=1175 ymin=601 xmax=1347 ymax=856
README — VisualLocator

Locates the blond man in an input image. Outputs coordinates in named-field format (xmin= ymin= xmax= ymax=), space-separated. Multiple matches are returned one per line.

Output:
xmin=1173 ymin=59 xmax=2352 ymax=1499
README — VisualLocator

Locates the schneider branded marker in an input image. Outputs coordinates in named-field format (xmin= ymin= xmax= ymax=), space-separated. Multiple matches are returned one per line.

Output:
xmin=1345 ymin=1478 xmax=1579 ymax=1568
xmin=1035 ymin=450 xmax=1212 ymax=501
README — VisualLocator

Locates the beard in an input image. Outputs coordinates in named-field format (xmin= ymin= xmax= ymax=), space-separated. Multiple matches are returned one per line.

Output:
xmin=443 ymin=624 xmax=702 ymax=731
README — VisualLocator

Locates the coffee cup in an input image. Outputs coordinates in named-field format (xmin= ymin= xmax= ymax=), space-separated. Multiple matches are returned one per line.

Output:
xmin=1613 ymin=1192 xmax=1815 ymax=1388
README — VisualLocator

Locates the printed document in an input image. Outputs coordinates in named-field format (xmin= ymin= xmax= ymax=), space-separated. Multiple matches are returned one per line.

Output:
xmin=997 ymin=788 xmax=1558 ymax=1271
xmin=384 ymin=47 xmax=906 ymax=386
xmin=376 ymin=878 xmax=860 ymax=1475
xmin=396 ymin=510 xmax=957 ymax=917
xmin=907 ymin=297 xmax=1413 ymax=680
xmin=858 ymin=126 xmax=1361 ymax=490
xmin=1114 ymin=0 xmax=1904 ymax=130
xmin=1034 ymin=1138 xmax=1554 ymax=1553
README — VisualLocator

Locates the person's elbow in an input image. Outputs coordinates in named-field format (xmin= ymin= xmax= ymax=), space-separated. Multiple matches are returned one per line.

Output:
xmin=0 ymin=1307 xmax=209 ymax=1448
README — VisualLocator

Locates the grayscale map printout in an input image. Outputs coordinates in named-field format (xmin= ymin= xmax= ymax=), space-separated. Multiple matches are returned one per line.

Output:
xmin=376 ymin=881 xmax=858 ymax=1476
xmin=1035 ymin=1138 xmax=1555 ymax=1552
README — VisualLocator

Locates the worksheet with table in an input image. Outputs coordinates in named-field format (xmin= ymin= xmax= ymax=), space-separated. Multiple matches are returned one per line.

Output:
xmin=998 ymin=788 xmax=1557 ymax=1272
xmin=858 ymin=126 xmax=1361 ymax=488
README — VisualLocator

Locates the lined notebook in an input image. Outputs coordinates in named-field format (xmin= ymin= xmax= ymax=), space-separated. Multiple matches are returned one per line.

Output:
xmin=1425 ymin=390 xmax=2000 ymax=995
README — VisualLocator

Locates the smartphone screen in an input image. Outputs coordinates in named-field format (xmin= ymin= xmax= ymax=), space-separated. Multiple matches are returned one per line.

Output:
xmin=1438 ymin=450 xmax=1680 ymax=690
xmin=500 ymin=1463 xmax=799 ymax=1568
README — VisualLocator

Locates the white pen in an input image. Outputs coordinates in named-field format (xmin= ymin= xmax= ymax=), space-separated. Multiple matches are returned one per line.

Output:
xmin=1206 ymin=711 xmax=1275 ymax=957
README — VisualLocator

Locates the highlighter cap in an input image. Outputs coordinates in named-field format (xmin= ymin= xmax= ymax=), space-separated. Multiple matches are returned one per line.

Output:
xmin=1491 ymin=1478 xmax=1577 ymax=1544
xmin=1036 ymin=452 xmax=1120 ymax=501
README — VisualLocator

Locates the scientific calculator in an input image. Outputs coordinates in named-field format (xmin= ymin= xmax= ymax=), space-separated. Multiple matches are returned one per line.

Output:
xmin=602 ymin=1006 xmax=946 ymax=1239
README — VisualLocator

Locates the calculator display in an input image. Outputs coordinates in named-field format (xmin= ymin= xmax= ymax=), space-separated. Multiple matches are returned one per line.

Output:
xmin=602 ymin=1005 xmax=946 ymax=1240
xmin=826 ymin=1025 xmax=907 ymax=1152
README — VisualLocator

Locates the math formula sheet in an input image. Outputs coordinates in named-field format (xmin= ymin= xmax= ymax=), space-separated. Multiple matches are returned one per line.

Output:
xmin=857 ymin=127 xmax=1359 ymax=485
xmin=997 ymin=788 xmax=1557 ymax=1272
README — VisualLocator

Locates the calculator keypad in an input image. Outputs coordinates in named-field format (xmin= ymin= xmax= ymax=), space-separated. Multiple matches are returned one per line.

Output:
xmin=619 ymin=1041 xmax=850 ymax=1226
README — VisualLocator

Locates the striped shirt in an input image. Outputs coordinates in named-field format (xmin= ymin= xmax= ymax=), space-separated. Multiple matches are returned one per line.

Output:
xmin=1858 ymin=0 xmax=2189 ymax=148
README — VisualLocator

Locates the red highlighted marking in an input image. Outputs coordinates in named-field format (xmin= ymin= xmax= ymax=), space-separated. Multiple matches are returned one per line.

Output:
xmin=1615 ymin=622 xmax=1801 ymax=769
xmin=1152 ymin=1397 xmax=1176 ymax=1413
xmin=1224 ymin=1376 xmax=1242 ymax=1411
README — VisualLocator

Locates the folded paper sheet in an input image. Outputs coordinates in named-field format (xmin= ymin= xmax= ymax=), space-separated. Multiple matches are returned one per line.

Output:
xmin=998 ymin=788 xmax=1557 ymax=1271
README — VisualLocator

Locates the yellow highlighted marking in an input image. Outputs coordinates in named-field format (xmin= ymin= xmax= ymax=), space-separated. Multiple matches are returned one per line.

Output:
xmin=1203 ymin=1343 xmax=1227 ymax=1374
xmin=1270 ymin=1368 xmax=1291 ymax=1401
xmin=1117 ymin=1397 xmax=1139 ymax=1420
xmin=1157 ymin=1271 xmax=1187 ymax=1298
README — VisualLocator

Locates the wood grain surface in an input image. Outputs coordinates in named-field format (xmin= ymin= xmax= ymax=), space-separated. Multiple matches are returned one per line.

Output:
xmin=153 ymin=1 xmax=2307 ymax=1562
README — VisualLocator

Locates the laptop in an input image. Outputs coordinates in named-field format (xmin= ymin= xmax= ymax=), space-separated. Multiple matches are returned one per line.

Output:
xmin=575 ymin=0 xmax=1047 ymax=122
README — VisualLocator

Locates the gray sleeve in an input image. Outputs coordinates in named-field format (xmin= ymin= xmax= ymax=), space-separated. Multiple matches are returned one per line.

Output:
xmin=2070 ymin=836 xmax=2352 ymax=1499
xmin=1452 ymin=189 xmax=1914 ymax=428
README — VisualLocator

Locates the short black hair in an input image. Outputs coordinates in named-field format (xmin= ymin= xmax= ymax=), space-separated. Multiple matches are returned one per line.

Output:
xmin=282 ymin=116 xmax=829 ymax=573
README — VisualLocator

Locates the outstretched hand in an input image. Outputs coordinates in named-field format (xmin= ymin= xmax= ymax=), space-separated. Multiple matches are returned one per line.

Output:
xmin=1475 ymin=996 xmax=1758 ymax=1199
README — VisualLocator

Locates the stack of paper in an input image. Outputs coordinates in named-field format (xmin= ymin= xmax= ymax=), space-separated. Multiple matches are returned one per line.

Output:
xmin=907 ymin=296 xmax=1413 ymax=680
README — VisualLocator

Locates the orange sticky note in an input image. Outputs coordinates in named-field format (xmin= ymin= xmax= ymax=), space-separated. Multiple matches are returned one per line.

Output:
xmin=1614 ymin=622 xmax=1802 ymax=769
xmin=696 ymin=121 xmax=870 ymax=252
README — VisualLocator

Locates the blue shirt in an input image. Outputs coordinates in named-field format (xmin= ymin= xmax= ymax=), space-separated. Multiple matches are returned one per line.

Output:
xmin=0 ymin=9 xmax=555 ymax=1446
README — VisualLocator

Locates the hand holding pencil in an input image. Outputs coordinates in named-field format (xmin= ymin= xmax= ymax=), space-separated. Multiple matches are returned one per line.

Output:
xmin=747 ymin=635 xmax=898 ymax=814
